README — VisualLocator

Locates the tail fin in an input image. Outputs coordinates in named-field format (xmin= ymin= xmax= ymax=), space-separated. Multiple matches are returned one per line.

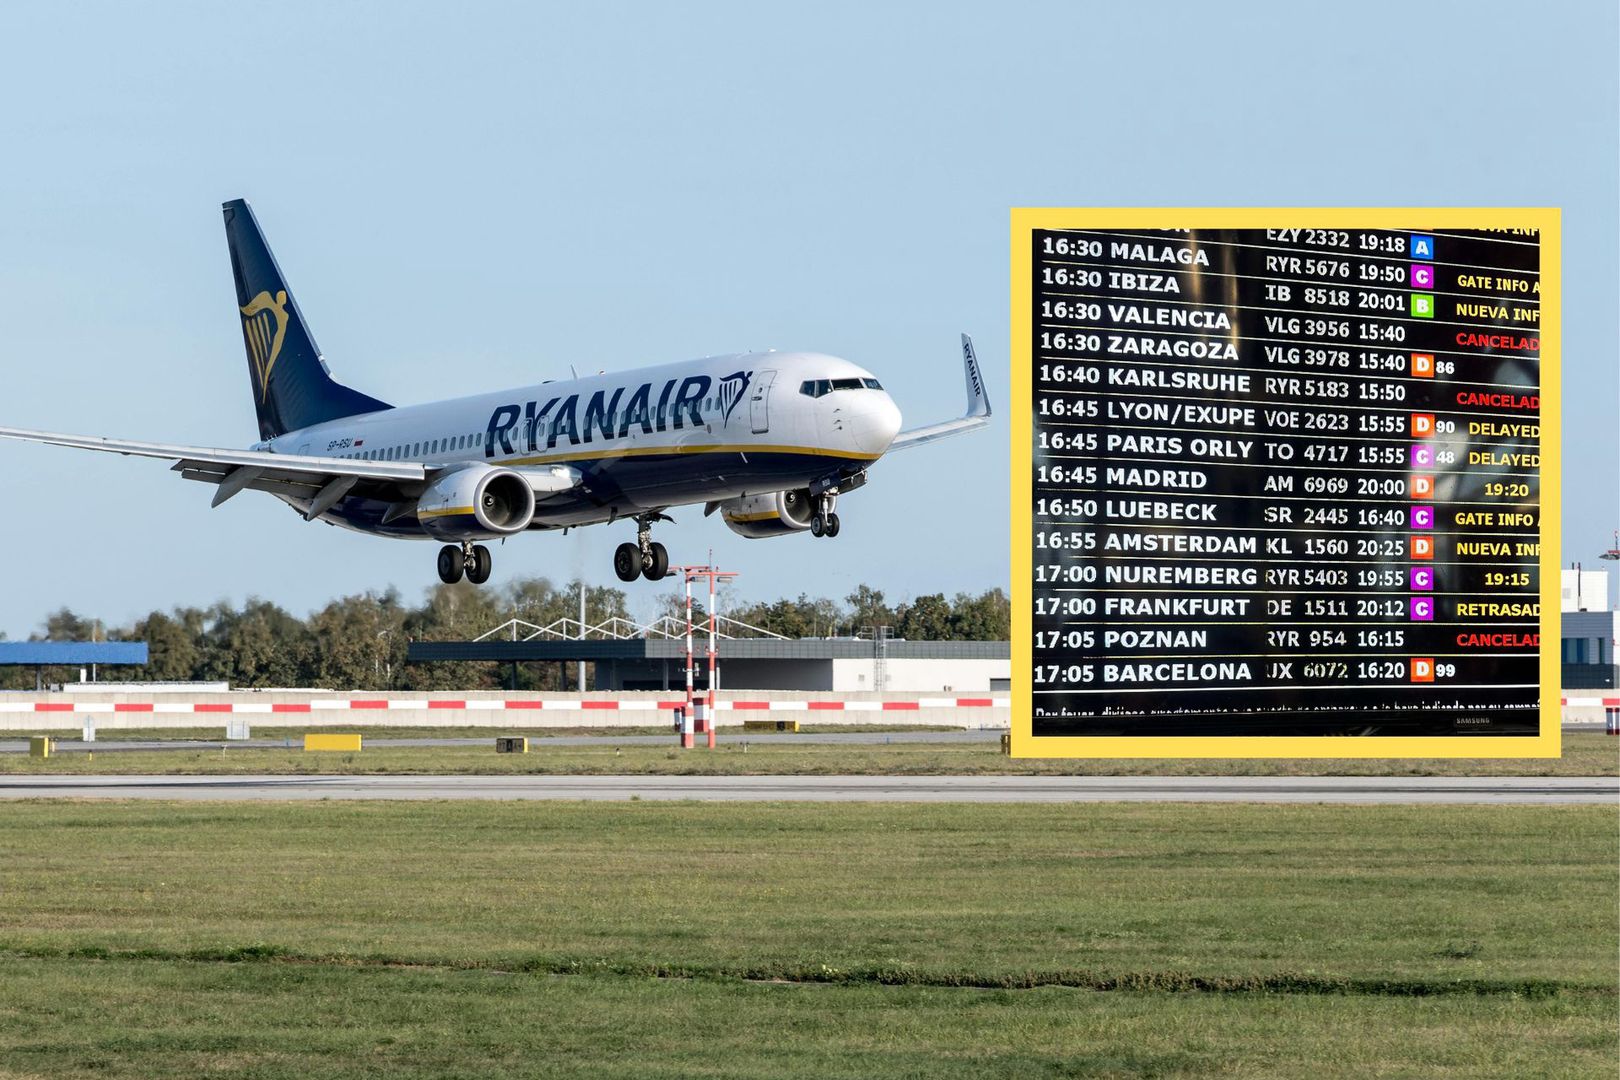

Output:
xmin=222 ymin=199 xmax=390 ymax=440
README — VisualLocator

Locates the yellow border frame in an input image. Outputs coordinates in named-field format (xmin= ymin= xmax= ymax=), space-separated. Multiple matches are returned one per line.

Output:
xmin=1009 ymin=208 xmax=1560 ymax=758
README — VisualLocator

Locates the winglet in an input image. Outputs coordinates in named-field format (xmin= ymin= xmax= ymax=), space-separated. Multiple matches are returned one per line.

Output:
xmin=884 ymin=334 xmax=994 ymax=453
xmin=959 ymin=333 xmax=991 ymax=419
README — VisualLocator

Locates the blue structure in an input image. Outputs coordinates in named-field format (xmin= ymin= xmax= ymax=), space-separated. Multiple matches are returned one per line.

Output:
xmin=0 ymin=642 xmax=149 ymax=666
xmin=0 ymin=642 xmax=149 ymax=690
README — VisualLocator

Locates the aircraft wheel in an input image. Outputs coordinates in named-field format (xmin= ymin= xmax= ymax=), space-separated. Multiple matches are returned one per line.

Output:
xmin=614 ymin=542 xmax=641 ymax=583
xmin=810 ymin=514 xmax=825 ymax=538
xmin=437 ymin=545 xmax=464 ymax=584
xmin=823 ymin=512 xmax=840 ymax=538
xmin=466 ymin=544 xmax=493 ymax=585
xmin=643 ymin=541 xmax=669 ymax=581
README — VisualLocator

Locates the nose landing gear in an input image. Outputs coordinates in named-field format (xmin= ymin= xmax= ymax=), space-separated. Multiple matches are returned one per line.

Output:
xmin=614 ymin=516 xmax=669 ymax=582
xmin=437 ymin=541 xmax=493 ymax=585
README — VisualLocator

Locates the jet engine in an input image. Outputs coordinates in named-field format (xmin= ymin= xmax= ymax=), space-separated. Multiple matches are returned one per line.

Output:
xmin=719 ymin=489 xmax=814 ymax=538
xmin=416 ymin=463 xmax=536 ymax=540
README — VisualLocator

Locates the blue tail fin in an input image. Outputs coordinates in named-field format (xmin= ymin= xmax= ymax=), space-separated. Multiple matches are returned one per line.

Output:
xmin=222 ymin=199 xmax=390 ymax=440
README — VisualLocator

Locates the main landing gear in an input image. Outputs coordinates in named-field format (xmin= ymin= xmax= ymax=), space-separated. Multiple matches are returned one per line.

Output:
xmin=437 ymin=541 xmax=493 ymax=585
xmin=614 ymin=517 xmax=669 ymax=582
xmin=809 ymin=492 xmax=840 ymax=538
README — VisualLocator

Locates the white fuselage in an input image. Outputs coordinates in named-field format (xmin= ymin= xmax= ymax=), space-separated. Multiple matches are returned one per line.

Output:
xmin=257 ymin=351 xmax=902 ymax=536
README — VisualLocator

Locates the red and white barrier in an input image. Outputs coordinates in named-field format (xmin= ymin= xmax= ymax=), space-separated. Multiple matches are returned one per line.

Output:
xmin=0 ymin=692 xmax=1011 ymax=731
xmin=0 ymin=696 xmax=1010 ymax=715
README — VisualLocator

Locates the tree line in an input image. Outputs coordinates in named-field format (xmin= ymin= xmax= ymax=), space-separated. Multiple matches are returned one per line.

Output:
xmin=0 ymin=580 xmax=1008 ymax=692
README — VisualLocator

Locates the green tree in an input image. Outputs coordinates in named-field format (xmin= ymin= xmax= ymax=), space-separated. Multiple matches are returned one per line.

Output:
xmin=201 ymin=599 xmax=314 ymax=688
xmin=845 ymin=584 xmax=895 ymax=632
xmin=0 ymin=576 xmax=1007 ymax=689
xmin=949 ymin=588 xmax=1010 ymax=640
xmin=730 ymin=593 xmax=844 ymax=639
xmin=308 ymin=589 xmax=407 ymax=689
xmin=895 ymin=593 xmax=953 ymax=641
xmin=488 ymin=577 xmax=634 ymax=691
xmin=40 ymin=608 xmax=97 ymax=642
xmin=123 ymin=611 xmax=202 ymax=682
xmin=398 ymin=582 xmax=507 ymax=691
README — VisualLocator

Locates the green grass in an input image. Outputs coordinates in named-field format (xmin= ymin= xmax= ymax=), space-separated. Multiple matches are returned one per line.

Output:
xmin=0 ymin=802 xmax=1612 ymax=981
xmin=0 ymin=802 xmax=1613 ymax=1077
xmin=2 ymin=731 xmax=1614 ymax=776
xmin=1 ymin=959 xmax=1612 ymax=1079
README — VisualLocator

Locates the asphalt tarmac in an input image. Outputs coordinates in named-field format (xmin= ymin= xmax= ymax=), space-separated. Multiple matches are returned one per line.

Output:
xmin=0 ymin=774 xmax=1613 ymax=804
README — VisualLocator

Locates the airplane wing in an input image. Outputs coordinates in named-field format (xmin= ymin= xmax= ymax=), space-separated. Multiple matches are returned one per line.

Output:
xmin=886 ymin=333 xmax=993 ymax=451
xmin=0 ymin=425 xmax=427 ymax=520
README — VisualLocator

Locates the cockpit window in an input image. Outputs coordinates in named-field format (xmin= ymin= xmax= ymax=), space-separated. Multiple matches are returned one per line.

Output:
xmin=802 ymin=377 xmax=882 ymax=397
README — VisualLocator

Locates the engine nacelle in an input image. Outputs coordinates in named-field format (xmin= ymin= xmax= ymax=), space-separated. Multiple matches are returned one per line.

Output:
xmin=417 ymin=463 xmax=536 ymax=540
xmin=720 ymin=489 xmax=814 ymax=538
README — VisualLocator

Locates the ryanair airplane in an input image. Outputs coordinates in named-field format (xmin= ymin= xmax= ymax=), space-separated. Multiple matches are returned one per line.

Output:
xmin=0 ymin=200 xmax=990 ymax=585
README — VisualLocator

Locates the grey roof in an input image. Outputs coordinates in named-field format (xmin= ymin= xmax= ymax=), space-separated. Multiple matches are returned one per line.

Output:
xmin=408 ymin=639 xmax=1008 ymax=663
xmin=1562 ymin=610 xmax=1619 ymax=636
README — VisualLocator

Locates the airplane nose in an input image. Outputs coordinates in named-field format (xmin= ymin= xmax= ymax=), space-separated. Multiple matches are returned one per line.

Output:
xmin=852 ymin=393 xmax=902 ymax=455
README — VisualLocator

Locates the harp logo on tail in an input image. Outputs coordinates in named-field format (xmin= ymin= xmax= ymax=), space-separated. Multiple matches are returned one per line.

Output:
xmin=240 ymin=289 xmax=291 ymax=401
xmin=717 ymin=370 xmax=752 ymax=427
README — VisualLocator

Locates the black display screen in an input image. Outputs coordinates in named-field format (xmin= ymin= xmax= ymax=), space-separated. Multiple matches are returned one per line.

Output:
xmin=1029 ymin=227 xmax=1542 ymax=737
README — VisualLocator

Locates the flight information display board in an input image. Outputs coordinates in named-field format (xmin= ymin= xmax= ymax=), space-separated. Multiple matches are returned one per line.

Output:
xmin=1010 ymin=209 xmax=1560 ymax=757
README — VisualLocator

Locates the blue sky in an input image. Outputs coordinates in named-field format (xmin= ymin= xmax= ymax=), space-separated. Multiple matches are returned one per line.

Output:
xmin=0 ymin=1 xmax=1614 ymax=636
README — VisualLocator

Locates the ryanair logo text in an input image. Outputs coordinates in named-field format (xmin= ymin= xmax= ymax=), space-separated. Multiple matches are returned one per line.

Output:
xmin=485 ymin=370 xmax=750 ymax=458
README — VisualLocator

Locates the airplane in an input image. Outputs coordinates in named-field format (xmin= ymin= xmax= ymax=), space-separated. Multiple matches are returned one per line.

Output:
xmin=0 ymin=200 xmax=991 ymax=585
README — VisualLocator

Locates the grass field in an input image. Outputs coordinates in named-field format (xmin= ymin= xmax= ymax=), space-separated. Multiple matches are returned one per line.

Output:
xmin=0 ymin=801 xmax=1614 ymax=1077
xmin=1 ymin=731 xmax=1615 ymax=776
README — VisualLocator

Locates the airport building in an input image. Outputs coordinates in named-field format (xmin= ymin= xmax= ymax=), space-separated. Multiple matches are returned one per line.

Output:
xmin=407 ymin=637 xmax=1010 ymax=692
xmin=1559 ymin=568 xmax=1617 ymax=689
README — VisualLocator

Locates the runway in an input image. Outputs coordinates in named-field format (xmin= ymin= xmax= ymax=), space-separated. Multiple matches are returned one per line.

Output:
xmin=0 ymin=774 xmax=1613 ymax=804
